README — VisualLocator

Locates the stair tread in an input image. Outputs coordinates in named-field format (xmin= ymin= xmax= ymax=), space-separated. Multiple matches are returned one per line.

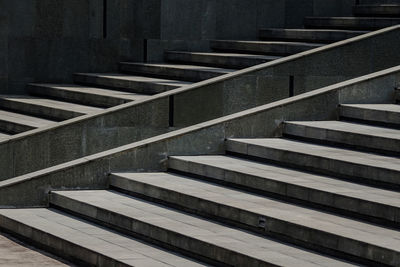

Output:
xmin=0 ymin=109 xmax=56 ymax=128
xmin=0 ymin=208 xmax=205 ymax=267
xmin=167 ymin=51 xmax=281 ymax=61
xmin=228 ymin=138 xmax=400 ymax=171
xmin=120 ymin=62 xmax=235 ymax=74
xmin=341 ymin=103 xmax=400 ymax=112
xmin=0 ymin=95 xmax=103 ymax=114
xmin=0 ymin=132 xmax=10 ymax=139
xmin=168 ymin=155 xmax=400 ymax=207
xmin=259 ymin=28 xmax=368 ymax=34
xmin=111 ymin=172 xmax=400 ymax=248
xmin=307 ymin=16 xmax=400 ymax=20
xmin=51 ymin=190 xmax=356 ymax=267
xmin=212 ymin=40 xmax=324 ymax=47
xmin=285 ymin=120 xmax=400 ymax=139
xmin=75 ymin=73 xmax=193 ymax=88
xmin=30 ymin=83 xmax=149 ymax=102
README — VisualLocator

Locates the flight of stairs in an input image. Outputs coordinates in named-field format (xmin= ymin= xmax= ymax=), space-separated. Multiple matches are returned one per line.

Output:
xmin=1 ymin=92 xmax=399 ymax=265
xmin=2 ymin=4 xmax=399 ymax=139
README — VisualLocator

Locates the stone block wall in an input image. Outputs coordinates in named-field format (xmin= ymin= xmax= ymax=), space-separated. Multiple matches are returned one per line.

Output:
xmin=0 ymin=0 xmax=355 ymax=94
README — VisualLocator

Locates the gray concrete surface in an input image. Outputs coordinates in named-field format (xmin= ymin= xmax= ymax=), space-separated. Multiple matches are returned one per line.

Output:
xmin=226 ymin=138 xmax=400 ymax=186
xmin=0 ymin=0 xmax=353 ymax=93
xmin=0 ymin=209 xmax=205 ymax=267
xmin=49 ymin=190 xmax=357 ymax=267
xmin=283 ymin=120 xmax=400 ymax=153
xmin=108 ymin=172 xmax=400 ymax=265
xmin=167 ymin=155 xmax=400 ymax=225
xmin=0 ymin=64 xmax=398 ymax=207
xmin=0 ymin=26 xmax=398 ymax=182
xmin=0 ymin=231 xmax=70 ymax=266
xmin=340 ymin=104 xmax=400 ymax=125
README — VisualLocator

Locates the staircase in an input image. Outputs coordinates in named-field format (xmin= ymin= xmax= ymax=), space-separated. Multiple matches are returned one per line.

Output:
xmin=1 ymin=90 xmax=399 ymax=265
xmin=1 ymin=4 xmax=399 ymax=139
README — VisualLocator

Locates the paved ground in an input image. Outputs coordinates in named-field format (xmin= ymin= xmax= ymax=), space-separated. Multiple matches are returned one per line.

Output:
xmin=0 ymin=231 xmax=71 ymax=266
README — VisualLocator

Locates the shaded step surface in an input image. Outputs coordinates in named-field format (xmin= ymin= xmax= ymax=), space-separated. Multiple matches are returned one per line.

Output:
xmin=210 ymin=40 xmax=323 ymax=56
xmin=283 ymin=120 xmax=400 ymax=154
xmin=0 ymin=109 xmax=56 ymax=134
xmin=50 ymin=190 xmax=357 ymax=267
xmin=226 ymin=138 xmax=400 ymax=188
xmin=0 ymin=95 xmax=102 ymax=121
xmin=354 ymin=4 xmax=400 ymax=16
xmin=74 ymin=73 xmax=192 ymax=95
xmin=165 ymin=51 xmax=281 ymax=69
xmin=396 ymin=87 xmax=400 ymax=102
xmin=119 ymin=62 xmax=234 ymax=82
xmin=304 ymin=16 xmax=400 ymax=30
xmin=0 ymin=208 xmax=205 ymax=267
xmin=29 ymin=84 xmax=148 ymax=108
xmin=340 ymin=104 xmax=400 ymax=125
xmin=167 ymin=155 xmax=400 ymax=226
xmin=109 ymin=172 xmax=400 ymax=266
xmin=259 ymin=28 xmax=368 ymax=43
xmin=0 ymin=231 xmax=69 ymax=266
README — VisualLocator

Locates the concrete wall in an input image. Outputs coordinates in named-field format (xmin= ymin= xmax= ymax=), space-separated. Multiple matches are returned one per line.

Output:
xmin=146 ymin=0 xmax=355 ymax=61
xmin=0 ymin=0 xmax=355 ymax=93
xmin=0 ymin=0 xmax=143 ymax=94
xmin=0 ymin=25 xmax=398 ymax=182
xmin=0 ymin=65 xmax=398 ymax=207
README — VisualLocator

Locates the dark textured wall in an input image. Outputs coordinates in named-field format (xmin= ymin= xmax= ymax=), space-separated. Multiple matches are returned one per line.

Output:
xmin=0 ymin=0 xmax=139 ymax=94
xmin=0 ymin=0 xmax=355 ymax=94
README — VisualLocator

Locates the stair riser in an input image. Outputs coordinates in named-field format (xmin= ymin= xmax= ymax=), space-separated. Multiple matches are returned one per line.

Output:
xmin=167 ymin=158 xmax=400 ymax=227
xmin=110 ymin=175 xmax=399 ymax=266
xmin=396 ymin=90 xmax=400 ymax=103
xmin=259 ymin=29 xmax=365 ymax=43
xmin=0 ymin=119 xmax=34 ymax=134
xmin=354 ymin=6 xmax=400 ymax=17
xmin=165 ymin=52 xmax=272 ymax=69
xmin=226 ymin=140 xmax=400 ymax=188
xmin=73 ymin=74 xmax=177 ymax=95
xmin=340 ymin=106 xmax=400 ymax=126
xmin=283 ymin=123 xmax=400 ymax=155
xmin=304 ymin=18 xmax=400 ymax=30
xmin=0 ymin=99 xmax=81 ymax=121
xmin=0 ymin=215 xmax=128 ymax=267
xmin=50 ymin=193 xmax=276 ymax=267
xmin=210 ymin=41 xmax=316 ymax=56
xmin=28 ymin=85 xmax=128 ymax=108
xmin=119 ymin=64 xmax=224 ymax=82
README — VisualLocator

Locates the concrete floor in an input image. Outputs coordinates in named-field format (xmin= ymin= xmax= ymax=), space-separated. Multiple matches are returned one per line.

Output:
xmin=0 ymin=231 xmax=71 ymax=266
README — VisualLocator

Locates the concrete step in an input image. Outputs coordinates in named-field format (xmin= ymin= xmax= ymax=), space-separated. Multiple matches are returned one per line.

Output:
xmin=354 ymin=4 xmax=400 ymax=17
xmin=396 ymin=87 xmax=400 ymax=103
xmin=210 ymin=40 xmax=323 ymax=56
xmin=0 ymin=109 xmax=56 ymax=134
xmin=0 ymin=132 xmax=10 ymax=140
xmin=0 ymin=95 xmax=103 ymax=121
xmin=119 ymin=62 xmax=234 ymax=82
xmin=259 ymin=28 xmax=368 ymax=43
xmin=0 ymin=208 xmax=205 ymax=267
xmin=339 ymin=104 xmax=400 ymax=126
xmin=28 ymin=84 xmax=148 ymax=108
xmin=283 ymin=120 xmax=400 ymax=155
xmin=165 ymin=51 xmax=281 ymax=69
xmin=226 ymin=138 xmax=400 ymax=189
xmin=50 ymin=190 xmax=357 ymax=267
xmin=167 ymin=155 xmax=400 ymax=227
xmin=109 ymin=172 xmax=400 ymax=266
xmin=304 ymin=16 xmax=400 ymax=30
xmin=74 ymin=73 xmax=192 ymax=95
xmin=0 ymin=231 xmax=69 ymax=266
